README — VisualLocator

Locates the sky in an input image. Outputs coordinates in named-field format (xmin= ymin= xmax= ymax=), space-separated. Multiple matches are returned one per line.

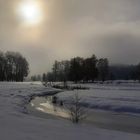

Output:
xmin=0 ymin=0 xmax=140 ymax=75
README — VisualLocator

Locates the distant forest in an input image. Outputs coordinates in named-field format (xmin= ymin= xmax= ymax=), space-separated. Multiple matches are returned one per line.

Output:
xmin=31 ymin=54 xmax=140 ymax=83
xmin=1 ymin=51 xmax=139 ymax=83
xmin=0 ymin=51 xmax=29 ymax=81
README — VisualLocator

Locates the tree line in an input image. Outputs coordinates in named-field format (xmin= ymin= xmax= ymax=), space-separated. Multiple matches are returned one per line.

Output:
xmin=42 ymin=55 xmax=108 ymax=83
xmin=40 ymin=54 xmax=140 ymax=83
xmin=0 ymin=51 xmax=29 ymax=81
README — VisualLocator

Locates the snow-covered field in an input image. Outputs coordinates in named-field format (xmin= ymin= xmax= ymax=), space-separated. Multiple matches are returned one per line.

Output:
xmin=57 ymin=83 xmax=140 ymax=114
xmin=0 ymin=82 xmax=140 ymax=140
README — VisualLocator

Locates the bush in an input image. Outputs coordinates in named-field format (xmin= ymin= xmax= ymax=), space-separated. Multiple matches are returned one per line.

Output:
xmin=66 ymin=93 xmax=86 ymax=123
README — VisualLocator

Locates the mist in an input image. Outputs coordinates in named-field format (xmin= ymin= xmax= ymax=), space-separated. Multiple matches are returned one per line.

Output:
xmin=1 ymin=0 xmax=140 ymax=74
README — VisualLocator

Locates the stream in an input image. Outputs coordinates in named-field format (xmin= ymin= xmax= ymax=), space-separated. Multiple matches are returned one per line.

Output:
xmin=27 ymin=95 xmax=140 ymax=134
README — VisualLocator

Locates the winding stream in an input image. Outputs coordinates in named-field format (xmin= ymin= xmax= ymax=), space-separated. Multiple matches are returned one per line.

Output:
xmin=27 ymin=95 xmax=140 ymax=134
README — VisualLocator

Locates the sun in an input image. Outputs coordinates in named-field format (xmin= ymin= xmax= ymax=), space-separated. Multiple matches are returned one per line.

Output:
xmin=17 ymin=0 xmax=44 ymax=26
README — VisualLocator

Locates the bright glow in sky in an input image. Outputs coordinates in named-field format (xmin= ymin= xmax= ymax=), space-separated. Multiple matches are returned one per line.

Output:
xmin=17 ymin=0 xmax=43 ymax=26
xmin=1 ymin=0 xmax=140 ymax=75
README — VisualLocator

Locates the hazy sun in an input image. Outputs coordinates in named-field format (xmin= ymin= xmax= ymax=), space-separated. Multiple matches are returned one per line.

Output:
xmin=17 ymin=0 xmax=44 ymax=26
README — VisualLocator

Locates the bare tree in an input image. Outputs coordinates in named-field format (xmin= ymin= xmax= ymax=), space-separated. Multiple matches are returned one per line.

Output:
xmin=66 ymin=92 xmax=86 ymax=123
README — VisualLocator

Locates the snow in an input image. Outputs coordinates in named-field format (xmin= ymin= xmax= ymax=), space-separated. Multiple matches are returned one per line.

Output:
xmin=0 ymin=82 xmax=140 ymax=140
xmin=57 ymin=83 xmax=140 ymax=114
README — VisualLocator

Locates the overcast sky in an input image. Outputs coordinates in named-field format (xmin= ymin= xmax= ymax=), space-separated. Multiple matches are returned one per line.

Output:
xmin=0 ymin=0 xmax=140 ymax=75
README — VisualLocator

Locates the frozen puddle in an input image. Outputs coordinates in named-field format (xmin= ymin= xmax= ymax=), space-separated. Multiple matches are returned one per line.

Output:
xmin=29 ymin=96 xmax=140 ymax=134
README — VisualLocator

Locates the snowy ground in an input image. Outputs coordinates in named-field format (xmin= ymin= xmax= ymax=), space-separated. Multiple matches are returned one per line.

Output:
xmin=0 ymin=82 xmax=140 ymax=140
xmin=57 ymin=84 xmax=140 ymax=114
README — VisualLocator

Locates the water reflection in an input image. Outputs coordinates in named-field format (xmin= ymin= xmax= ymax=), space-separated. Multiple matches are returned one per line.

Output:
xmin=31 ymin=96 xmax=69 ymax=118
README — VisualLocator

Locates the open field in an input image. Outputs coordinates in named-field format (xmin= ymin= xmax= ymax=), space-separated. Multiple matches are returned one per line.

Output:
xmin=0 ymin=82 xmax=140 ymax=140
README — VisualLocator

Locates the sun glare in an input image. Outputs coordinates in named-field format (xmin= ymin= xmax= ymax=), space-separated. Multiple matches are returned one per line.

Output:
xmin=17 ymin=0 xmax=44 ymax=26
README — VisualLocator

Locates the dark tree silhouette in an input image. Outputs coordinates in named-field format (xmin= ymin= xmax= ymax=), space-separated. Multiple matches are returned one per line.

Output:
xmin=0 ymin=51 xmax=29 ymax=81
xmin=52 ymin=60 xmax=59 ymax=82
xmin=83 ymin=55 xmax=98 ymax=82
xmin=97 ymin=58 xmax=109 ymax=82
xmin=46 ymin=72 xmax=54 ymax=82
xmin=46 ymin=55 xmax=140 ymax=83
xmin=136 ymin=63 xmax=140 ymax=82
xmin=58 ymin=60 xmax=70 ymax=87
xmin=0 ymin=51 xmax=6 ymax=81
xmin=42 ymin=73 xmax=47 ymax=82
xmin=69 ymin=57 xmax=84 ymax=83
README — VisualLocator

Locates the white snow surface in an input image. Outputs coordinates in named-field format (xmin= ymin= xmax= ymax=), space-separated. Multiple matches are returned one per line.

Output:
xmin=0 ymin=82 xmax=140 ymax=140
xmin=58 ymin=83 xmax=140 ymax=114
